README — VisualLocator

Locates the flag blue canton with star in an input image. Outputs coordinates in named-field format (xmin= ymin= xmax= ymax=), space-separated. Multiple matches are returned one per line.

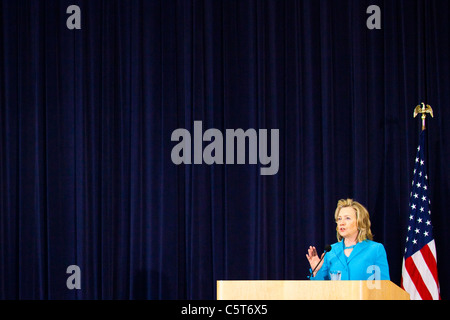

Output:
xmin=404 ymin=131 xmax=434 ymax=258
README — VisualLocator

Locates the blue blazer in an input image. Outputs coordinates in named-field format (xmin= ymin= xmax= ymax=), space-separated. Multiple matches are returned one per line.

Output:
xmin=310 ymin=240 xmax=390 ymax=281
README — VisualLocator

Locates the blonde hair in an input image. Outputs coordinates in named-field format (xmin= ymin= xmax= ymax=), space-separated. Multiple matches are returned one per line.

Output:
xmin=334 ymin=198 xmax=373 ymax=242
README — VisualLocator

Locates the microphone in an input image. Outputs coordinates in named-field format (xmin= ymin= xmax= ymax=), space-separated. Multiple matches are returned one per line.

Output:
xmin=309 ymin=244 xmax=332 ymax=278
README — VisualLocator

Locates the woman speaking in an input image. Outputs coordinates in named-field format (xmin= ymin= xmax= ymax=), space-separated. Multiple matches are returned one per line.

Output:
xmin=306 ymin=199 xmax=390 ymax=281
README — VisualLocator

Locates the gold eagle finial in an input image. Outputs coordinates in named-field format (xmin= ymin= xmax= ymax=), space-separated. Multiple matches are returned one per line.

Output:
xmin=413 ymin=103 xmax=433 ymax=130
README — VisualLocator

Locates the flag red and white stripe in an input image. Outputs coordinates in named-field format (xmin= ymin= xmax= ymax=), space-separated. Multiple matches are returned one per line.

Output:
xmin=401 ymin=240 xmax=440 ymax=300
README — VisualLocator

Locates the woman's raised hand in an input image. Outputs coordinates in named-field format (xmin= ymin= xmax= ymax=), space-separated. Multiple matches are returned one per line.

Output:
xmin=306 ymin=246 xmax=324 ymax=276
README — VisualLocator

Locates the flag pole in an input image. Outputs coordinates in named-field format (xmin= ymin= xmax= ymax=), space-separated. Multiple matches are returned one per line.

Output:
xmin=413 ymin=102 xmax=434 ymax=131
xmin=402 ymin=102 xmax=440 ymax=300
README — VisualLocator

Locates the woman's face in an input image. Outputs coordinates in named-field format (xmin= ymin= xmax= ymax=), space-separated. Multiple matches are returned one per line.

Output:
xmin=337 ymin=207 xmax=359 ymax=241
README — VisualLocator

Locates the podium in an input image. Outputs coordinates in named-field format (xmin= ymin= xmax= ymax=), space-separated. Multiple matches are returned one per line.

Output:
xmin=217 ymin=280 xmax=410 ymax=300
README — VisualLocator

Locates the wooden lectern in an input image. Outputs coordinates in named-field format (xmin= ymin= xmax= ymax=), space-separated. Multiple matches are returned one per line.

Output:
xmin=217 ymin=280 xmax=410 ymax=300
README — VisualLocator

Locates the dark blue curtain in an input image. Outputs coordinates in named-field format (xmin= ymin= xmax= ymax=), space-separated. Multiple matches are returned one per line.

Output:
xmin=1 ymin=0 xmax=450 ymax=299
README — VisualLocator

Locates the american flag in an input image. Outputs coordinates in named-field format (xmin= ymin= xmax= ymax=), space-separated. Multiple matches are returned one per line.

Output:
xmin=401 ymin=130 xmax=440 ymax=300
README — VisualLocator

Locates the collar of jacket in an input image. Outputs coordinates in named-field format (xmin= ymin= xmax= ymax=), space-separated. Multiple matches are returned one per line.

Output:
xmin=332 ymin=240 xmax=370 ymax=265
